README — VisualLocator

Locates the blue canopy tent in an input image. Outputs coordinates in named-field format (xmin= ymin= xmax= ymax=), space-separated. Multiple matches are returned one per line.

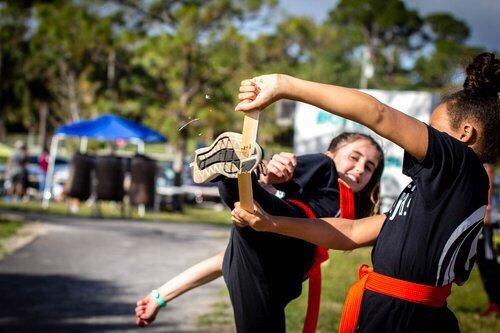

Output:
xmin=56 ymin=114 xmax=166 ymax=144
xmin=42 ymin=114 xmax=166 ymax=208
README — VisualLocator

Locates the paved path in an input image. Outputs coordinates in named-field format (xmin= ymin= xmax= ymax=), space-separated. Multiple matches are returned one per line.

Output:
xmin=0 ymin=213 xmax=233 ymax=332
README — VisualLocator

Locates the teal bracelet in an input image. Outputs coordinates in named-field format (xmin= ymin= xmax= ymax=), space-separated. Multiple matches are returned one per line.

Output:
xmin=151 ymin=289 xmax=167 ymax=308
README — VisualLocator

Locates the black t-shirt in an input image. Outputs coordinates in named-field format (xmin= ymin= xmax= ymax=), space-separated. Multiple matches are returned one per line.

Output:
xmin=274 ymin=153 xmax=340 ymax=217
xmin=359 ymin=125 xmax=488 ymax=332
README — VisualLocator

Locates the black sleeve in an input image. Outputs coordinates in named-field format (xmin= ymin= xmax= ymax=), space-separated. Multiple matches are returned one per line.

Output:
xmin=274 ymin=154 xmax=337 ymax=195
xmin=403 ymin=125 xmax=477 ymax=203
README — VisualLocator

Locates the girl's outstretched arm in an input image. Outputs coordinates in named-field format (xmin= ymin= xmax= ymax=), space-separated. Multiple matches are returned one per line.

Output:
xmin=232 ymin=202 xmax=385 ymax=250
xmin=135 ymin=251 xmax=224 ymax=327
xmin=237 ymin=74 xmax=429 ymax=161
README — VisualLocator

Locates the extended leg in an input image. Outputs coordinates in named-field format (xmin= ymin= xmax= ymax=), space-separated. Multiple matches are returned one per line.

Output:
xmin=219 ymin=177 xmax=315 ymax=332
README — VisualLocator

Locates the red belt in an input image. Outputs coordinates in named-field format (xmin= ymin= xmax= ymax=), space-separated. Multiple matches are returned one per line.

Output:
xmin=287 ymin=199 xmax=327 ymax=333
xmin=288 ymin=179 xmax=356 ymax=333
xmin=338 ymin=265 xmax=452 ymax=333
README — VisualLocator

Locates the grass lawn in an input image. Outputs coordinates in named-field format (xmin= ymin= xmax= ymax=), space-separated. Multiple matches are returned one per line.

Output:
xmin=285 ymin=248 xmax=500 ymax=332
xmin=1 ymin=200 xmax=497 ymax=331
xmin=0 ymin=219 xmax=22 ymax=239
xmin=0 ymin=218 xmax=23 ymax=255
xmin=198 ymin=247 xmax=499 ymax=332
xmin=0 ymin=201 xmax=231 ymax=225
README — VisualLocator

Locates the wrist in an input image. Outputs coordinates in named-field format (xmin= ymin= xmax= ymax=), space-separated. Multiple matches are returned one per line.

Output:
xmin=276 ymin=74 xmax=289 ymax=99
xmin=151 ymin=289 xmax=167 ymax=308
xmin=279 ymin=74 xmax=300 ymax=101
xmin=264 ymin=215 xmax=280 ymax=233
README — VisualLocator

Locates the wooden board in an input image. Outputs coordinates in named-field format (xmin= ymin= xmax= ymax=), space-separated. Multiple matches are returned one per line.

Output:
xmin=237 ymin=110 xmax=260 ymax=212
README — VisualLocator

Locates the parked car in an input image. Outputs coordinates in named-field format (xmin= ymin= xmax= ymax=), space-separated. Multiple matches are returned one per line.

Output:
xmin=26 ymin=155 xmax=68 ymax=192
xmin=0 ymin=164 xmax=6 ymax=197
xmin=51 ymin=164 xmax=70 ymax=200
xmin=182 ymin=175 xmax=220 ymax=205
xmin=156 ymin=161 xmax=184 ymax=211
xmin=155 ymin=161 xmax=221 ymax=210
xmin=0 ymin=155 xmax=68 ymax=198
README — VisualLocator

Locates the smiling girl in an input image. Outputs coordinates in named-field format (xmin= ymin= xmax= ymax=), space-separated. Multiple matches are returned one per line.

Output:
xmin=135 ymin=132 xmax=384 ymax=332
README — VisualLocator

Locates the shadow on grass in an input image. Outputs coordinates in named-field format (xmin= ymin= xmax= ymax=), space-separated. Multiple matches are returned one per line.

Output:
xmin=0 ymin=273 xmax=137 ymax=332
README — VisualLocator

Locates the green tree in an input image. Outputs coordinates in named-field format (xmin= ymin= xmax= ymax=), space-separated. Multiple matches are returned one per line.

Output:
xmin=116 ymin=0 xmax=278 ymax=196
xmin=300 ymin=19 xmax=363 ymax=87
xmin=329 ymin=0 xmax=424 ymax=88
xmin=0 ymin=1 xmax=32 ymax=140
xmin=242 ymin=15 xmax=365 ymax=147
xmin=414 ymin=13 xmax=482 ymax=89
xmin=27 ymin=1 xmax=117 ymax=124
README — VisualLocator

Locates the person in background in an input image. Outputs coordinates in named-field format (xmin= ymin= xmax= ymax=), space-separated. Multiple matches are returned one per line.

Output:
xmin=5 ymin=141 xmax=28 ymax=201
xmin=38 ymin=147 xmax=49 ymax=196
xmin=477 ymin=163 xmax=500 ymax=316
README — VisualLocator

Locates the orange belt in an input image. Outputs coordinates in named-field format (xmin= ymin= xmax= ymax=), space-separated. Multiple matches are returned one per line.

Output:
xmin=338 ymin=265 xmax=452 ymax=333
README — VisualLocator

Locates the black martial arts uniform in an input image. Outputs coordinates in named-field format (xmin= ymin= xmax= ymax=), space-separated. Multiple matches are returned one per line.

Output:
xmin=220 ymin=153 xmax=340 ymax=333
xmin=358 ymin=126 xmax=488 ymax=332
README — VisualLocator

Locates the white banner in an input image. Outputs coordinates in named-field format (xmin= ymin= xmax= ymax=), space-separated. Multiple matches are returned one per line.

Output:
xmin=293 ymin=89 xmax=440 ymax=211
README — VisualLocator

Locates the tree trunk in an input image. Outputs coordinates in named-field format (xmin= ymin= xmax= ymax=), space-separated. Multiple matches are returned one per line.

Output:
xmin=172 ymin=115 xmax=187 ymax=211
xmin=172 ymin=88 xmax=191 ymax=211
xmin=359 ymin=46 xmax=373 ymax=89
xmin=68 ymin=70 xmax=80 ymax=121
xmin=387 ymin=47 xmax=397 ymax=85
xmin=206 ymin=125 xmax=214 ymax=142
xmin=0 ymin=116 xmax=6 ymax=143
xmin=38 ymin=102 xmax=48 ymax=149
xmin=107 ymin=50 xmax=116 ymax=91
xmin=0 ymin=44 xmax=6 ymax=142
xmin=171 ymin=45 xmax=200 ymax=210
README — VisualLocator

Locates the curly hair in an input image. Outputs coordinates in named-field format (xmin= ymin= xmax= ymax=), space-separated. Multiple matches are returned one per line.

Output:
xmin=442 ymin=52 xmax=500 ymax=164
xmin=328 ymin=132 xmax=385 ymax=218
